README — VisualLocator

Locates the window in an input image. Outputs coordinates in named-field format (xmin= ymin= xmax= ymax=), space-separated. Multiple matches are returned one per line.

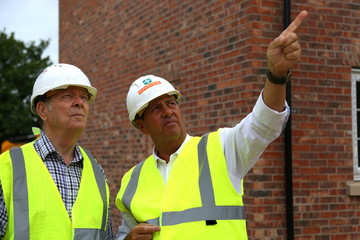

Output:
xmin=352 ymin=68 xmax=360 ymax=181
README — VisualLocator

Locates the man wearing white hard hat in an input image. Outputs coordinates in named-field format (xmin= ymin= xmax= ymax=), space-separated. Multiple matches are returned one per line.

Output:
xmin=115 ymin=11 xmax=308 ymax=240
xmin=0 ymin=63 xmax=114 ymax=239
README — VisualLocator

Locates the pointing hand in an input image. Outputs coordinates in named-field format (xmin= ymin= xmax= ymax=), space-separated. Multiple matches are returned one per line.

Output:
xmin=267 ymin=10 xmax=309 ymax=76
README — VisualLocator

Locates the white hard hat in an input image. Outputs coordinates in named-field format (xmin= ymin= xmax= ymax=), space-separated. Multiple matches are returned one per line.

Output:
xmin=126 ymin=75 xmax=182 ymax=128
xmin=30 ymin=63 xmax=97 ymax=113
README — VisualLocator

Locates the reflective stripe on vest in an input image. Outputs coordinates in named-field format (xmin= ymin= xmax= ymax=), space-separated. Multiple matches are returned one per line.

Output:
xmin=122 ymin=161 xmax=144 ymax=212
xmin=82 ymin=148 xmax=107 ymax=231
xmin=198 ymin=134 xmax=215 ymax=207
xmin=9 ymin=147 xmax=107 ymax=240
xmin=10 ymin=147 xmax=29 ymax=240
xmin=122 ymin=134 xmax=245 ymax=227
xmin=73 ymin=229 xmax=105 ymax=240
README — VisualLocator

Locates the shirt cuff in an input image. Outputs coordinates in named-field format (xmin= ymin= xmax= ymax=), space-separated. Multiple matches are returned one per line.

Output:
xmin=252 ymin=90 xmax=290 ymax=130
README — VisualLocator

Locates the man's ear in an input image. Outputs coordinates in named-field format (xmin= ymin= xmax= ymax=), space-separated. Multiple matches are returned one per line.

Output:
xmin=36 ymin=102 xmax=49 ymax=121
xmin=135 ymin=119 xmax=149 ymax=135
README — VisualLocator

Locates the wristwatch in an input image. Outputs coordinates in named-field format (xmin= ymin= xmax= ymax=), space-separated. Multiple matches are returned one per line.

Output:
xmin=267 ymin=69 xmax=291 ymax=84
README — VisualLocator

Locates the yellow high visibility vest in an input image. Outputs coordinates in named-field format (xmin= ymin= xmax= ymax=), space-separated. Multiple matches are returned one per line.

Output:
xmin=0 ymin=142 xmax=109 ymax=240
xmin=116 ymin=130 xmax=248 ymax=240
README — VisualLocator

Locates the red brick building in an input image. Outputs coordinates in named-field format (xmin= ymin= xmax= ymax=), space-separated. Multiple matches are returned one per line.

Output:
xmin=59 ymin=0 xmax=360 ymax=239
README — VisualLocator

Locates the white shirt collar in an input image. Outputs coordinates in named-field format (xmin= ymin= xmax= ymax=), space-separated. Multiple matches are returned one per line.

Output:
xmin=153 ymin=134 xmax=191 ymax=163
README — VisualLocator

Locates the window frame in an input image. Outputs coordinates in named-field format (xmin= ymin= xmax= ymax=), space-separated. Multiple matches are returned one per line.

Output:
xmin=352 ymin=68 xmax=360 ymax=181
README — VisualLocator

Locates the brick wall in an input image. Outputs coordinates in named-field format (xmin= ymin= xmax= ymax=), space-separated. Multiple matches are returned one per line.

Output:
xmin=60 ymin=0 xmax=360 ymax=239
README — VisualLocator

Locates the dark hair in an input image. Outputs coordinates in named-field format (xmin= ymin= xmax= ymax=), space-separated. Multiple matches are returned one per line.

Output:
xmin=134 ymin=113 xmax=143 ymax=121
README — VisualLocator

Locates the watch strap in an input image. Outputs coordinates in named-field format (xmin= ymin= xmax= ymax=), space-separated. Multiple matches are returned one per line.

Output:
xmin=267 ymin=70 xmax=291 ymax=84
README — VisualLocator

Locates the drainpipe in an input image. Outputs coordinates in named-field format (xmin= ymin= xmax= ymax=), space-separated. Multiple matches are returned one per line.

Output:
xmin=284 ymin=1 xmax=294 ymax=240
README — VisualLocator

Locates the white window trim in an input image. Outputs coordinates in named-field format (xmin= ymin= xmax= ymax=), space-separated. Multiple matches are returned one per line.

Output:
xmin=351 ymin=68 xmax=360 ymax=181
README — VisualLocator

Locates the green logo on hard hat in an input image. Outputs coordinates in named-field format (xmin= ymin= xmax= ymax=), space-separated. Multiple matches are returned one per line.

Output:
xmin=143 ymin=78 xmax=152 ymax=85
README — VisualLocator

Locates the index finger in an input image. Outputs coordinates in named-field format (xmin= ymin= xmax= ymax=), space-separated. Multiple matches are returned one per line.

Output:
xmin=283 ymin=10 xmax=308 ymax=34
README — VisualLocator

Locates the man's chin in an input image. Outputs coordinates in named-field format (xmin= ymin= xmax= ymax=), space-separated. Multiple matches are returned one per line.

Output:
xmin=164 ymin=129 xmax=184 ymax=140
xmin=68 ymin=123 xmax=86 ymax=132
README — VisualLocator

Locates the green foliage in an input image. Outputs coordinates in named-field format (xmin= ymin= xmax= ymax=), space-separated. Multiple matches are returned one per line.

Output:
xmin=0 ymin=30 xmax=52 ymax=143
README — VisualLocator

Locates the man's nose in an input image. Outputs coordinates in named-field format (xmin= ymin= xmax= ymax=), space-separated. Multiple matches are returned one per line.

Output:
xmin=72 ymin=95 xmax=85 ymax=107
xmin=161 ymin=104 xmax=173 ymax=117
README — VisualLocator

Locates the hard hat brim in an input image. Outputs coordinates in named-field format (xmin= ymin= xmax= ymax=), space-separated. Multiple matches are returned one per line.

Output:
xmin=30 ymin=84 xmax=97 ymax=114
